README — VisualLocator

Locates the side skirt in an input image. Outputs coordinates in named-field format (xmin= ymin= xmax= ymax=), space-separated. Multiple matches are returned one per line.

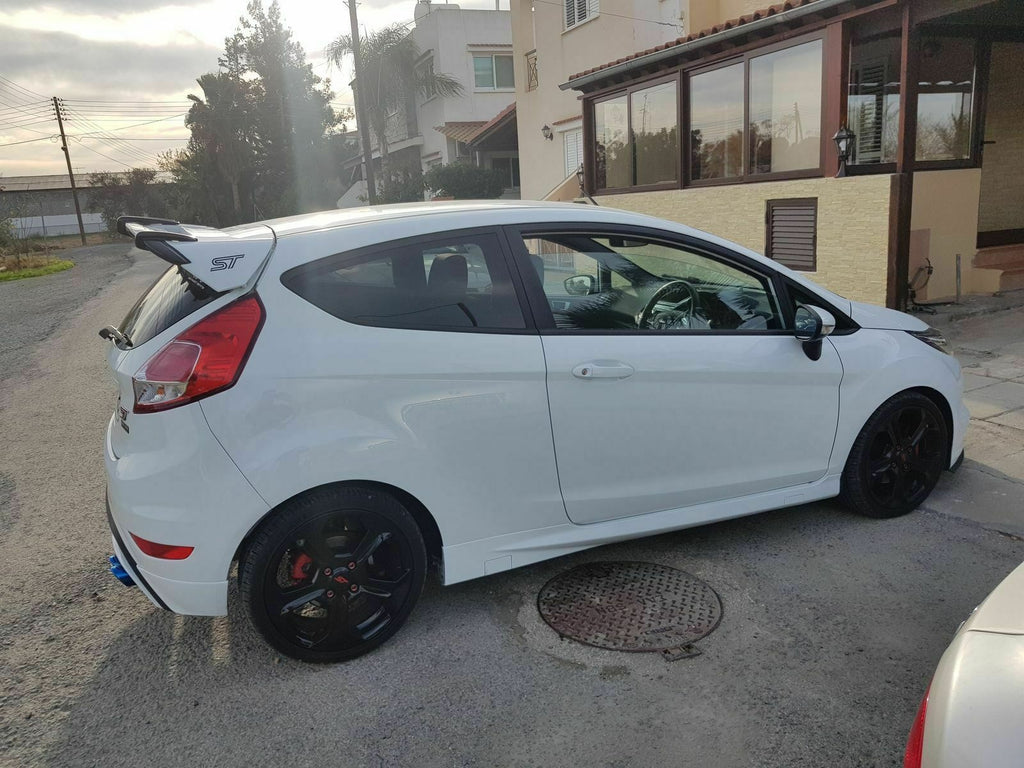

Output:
xmin=440 ymin=474 xmax=842 ymax=585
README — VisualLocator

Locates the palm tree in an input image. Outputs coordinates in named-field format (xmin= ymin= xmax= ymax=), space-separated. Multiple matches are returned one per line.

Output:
xmin=327 ymin=24 xmax=462 ymax=193
xmin=186 ymin=73 xmax=253 ymax=222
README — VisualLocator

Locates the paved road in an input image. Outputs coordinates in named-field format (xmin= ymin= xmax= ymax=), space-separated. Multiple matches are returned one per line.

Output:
xmin=1 ymin=253 xmax=1022 ymax=768
xmin=0 ymin=244 xmax=136 ymax=389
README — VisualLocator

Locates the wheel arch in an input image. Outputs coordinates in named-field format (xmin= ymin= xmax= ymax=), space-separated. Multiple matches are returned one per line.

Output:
xmin=908 ymin=385 xmax=955 ymax=462
xmin=234 ymin=480 xmax=444 ymax=576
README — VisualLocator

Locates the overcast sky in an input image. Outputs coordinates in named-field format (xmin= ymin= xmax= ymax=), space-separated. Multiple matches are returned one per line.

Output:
xmin=0 ymin=0 xmax=498 ymax=178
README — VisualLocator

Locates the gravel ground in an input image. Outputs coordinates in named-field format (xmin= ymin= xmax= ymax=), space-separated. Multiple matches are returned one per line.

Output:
xmin=0 ymin=244 xmax=136 ymax=389
xmin=1 ymin=248 xmax=1022 ymax=768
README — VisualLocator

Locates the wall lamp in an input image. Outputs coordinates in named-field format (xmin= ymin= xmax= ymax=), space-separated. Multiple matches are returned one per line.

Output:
xmin=832 ymin=126 xmax=855 ymax=177
xmin=541 ymin=124 xmax=553 ymax=141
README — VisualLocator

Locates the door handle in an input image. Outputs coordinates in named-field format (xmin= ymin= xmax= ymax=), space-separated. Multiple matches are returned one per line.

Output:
xmin=572 ymin=361 xmax=635 ymax=379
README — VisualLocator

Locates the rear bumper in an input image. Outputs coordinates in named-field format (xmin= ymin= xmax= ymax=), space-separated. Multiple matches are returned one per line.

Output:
xmin=106 ymin=498 xmax=228 ymax=614
xmin=104 ymin=405 xmax=269 ymax=616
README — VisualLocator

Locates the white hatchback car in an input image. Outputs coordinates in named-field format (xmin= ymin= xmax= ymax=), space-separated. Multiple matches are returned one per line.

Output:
xmin=103 ymin=202 xmax=967 ymax=661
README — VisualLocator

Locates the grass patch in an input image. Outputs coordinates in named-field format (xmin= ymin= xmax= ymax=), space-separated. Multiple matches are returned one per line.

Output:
xmin=0 ymin=259 xmax=75 ymax=282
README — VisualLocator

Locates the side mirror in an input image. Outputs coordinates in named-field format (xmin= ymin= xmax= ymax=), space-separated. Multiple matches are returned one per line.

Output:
xmin=794 ymin=305 xmax=836 ymax=361
xmin=564 ymin=274 xmax=596 ymax=296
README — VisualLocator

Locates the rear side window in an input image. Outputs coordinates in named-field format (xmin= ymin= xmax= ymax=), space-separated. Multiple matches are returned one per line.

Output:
xmin=282 ymin=232 xmax=525 ymax=331
xmin=119 ymin=267 xmax=222 ymax=347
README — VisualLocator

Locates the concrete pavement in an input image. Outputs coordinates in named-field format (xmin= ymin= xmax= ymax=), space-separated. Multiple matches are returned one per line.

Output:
xmin=927 ymin=307 xmax=1024 ymax=538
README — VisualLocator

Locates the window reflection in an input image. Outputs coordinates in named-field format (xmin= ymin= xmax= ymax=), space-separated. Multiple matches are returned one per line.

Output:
xmin=749 ymin=40 xmax=823 ymax=174
xmin=690 ymin=63 xmax=744 ymax=180
xmin=595 ymin=95 xmax=630 ymax=189
xmin=916 ymin=37 xmax=974 ymax=162
xmin=848 ymin=35 xmax=901 ymax=165
xmin=631 ymin=81 xmax=679 ymax=186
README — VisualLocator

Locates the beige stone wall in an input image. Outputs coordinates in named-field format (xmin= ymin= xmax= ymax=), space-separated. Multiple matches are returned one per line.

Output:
xmin=978 ymin=42 xmax=1024 ymax=234
xmin=597 ymin=175 xmax=894 ymax=306
xmin=911 ymin=169 xmax=984 ymax=301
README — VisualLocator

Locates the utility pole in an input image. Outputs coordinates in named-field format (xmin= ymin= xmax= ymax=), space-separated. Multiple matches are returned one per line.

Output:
xmin=52 ymin=97 xmax=87 ymax=246
xmin=346 ymin=0 xmax=377 ymax=204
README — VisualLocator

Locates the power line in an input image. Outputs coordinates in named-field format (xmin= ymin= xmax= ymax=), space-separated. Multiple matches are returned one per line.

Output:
xmin=0 ymin=75 xmax=47 ymax=100
xmin=62 ymin=104 xmax=164 ymax=163
xmin=0 ymin=136 xmax=56 ymax=148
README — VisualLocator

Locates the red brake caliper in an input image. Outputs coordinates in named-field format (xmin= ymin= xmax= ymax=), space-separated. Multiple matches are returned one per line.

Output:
xmin=290 ymin=552 xmax=313 ymax=581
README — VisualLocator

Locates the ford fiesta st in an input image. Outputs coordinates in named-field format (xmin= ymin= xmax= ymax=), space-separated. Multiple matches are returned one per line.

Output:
xmin=101 ymin=202 xmax=967 ymax=661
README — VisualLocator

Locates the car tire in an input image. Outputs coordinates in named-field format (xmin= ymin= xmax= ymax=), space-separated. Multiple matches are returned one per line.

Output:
xmin=840 ymin=391 xmax=949 ymax=519
xmin=240 ymin=485 xmax=427 ymax=662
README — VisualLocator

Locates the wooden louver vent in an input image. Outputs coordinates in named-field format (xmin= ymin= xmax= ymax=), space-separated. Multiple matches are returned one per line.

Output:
xmin=766 ymin=198 xmax=817 ymax=271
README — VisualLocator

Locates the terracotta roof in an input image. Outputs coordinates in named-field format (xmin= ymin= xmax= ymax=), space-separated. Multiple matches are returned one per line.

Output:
xmin=468 ymin=102 xmax=516 ymax=146
xmin=434 ymin=121 xmax=488 ymax=143
xmin=569 ymin=0 xmax=822 ymax=81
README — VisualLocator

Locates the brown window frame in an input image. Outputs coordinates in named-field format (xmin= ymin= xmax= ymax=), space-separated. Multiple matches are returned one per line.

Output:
xmin=585 ymin=30 xmax=828 ymax=195
xmin=765 ymin=197 xmax=818 ymax=272
xmin=845 ymin=27 xmax=989 ymax=175
xmin=590 ymin=72 xmax=683 ymax=195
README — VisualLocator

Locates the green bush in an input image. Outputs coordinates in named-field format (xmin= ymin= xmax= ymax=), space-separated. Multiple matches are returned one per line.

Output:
xmin=424 ymin=163 xmax=506 ymax=200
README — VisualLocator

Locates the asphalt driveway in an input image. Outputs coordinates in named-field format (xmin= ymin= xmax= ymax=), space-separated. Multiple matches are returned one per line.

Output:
xmin=0 ymin=248 xmax=1022 ymax=768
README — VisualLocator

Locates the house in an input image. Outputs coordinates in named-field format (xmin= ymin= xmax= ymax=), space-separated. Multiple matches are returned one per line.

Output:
xmin=341 ymin=0 xmax=521 ymax=204
xmin=517 ymin=0 xmax=1024 ymax=309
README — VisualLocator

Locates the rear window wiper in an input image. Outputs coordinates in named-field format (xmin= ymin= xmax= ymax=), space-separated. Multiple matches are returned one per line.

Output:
xmin=99 ymin=325 xmax=133 ymax=348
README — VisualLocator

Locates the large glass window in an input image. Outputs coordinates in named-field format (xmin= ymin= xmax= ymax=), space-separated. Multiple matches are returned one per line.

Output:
xmin=689 ymin=63 xmax=744 ymax=181
xmin=848 ymin=35 xmax=901 ymax=165
xmin=916 ymin=37 xmax=974 ymax=162
xmin=749 ymin=39 xmax=822 ymax=174
xmin=631 ymin=81 xmax=679 ymax=186
xmin=595 ymin=82 xmax=679 ymax=190
xmin=473 ymin=55 xmax=514 ymax=89
xmin=281 ymin=233 xmax=525 ymax=331
xmin=517 ymin=232 xmax=782 ymax=332
xmin=594 ymin=94 xmax=630 ymax=189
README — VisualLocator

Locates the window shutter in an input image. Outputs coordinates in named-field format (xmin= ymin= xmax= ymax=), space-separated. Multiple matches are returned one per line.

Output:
xmin=564 ymin=128 xmax=582 ymax=179
xmin=564 ymin=0 xmax=575 ymax=28
xmin=587 ymin=0 xmax=599 ymax=21
xmin=766 ymin=198 xmax=817 ymax=271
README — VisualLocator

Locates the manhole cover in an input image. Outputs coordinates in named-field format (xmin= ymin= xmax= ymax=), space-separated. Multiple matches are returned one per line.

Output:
xmin=537 ymin=562 xmax=722 ymax=656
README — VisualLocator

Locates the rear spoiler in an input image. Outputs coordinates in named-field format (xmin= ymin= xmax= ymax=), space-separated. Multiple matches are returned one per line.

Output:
xmin=117 ymin=216 xmax=199 ymax=266
xmin=116 ymin=215 xmax=276 ymax=293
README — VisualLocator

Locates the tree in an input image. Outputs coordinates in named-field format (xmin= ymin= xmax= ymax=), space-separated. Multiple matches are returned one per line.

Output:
xmin=327 ymin=24 xmax=462 ymax=194
xmin=88 ymin=169 xmax=170 ymax=233
xmin=185 ymin=73 xmax=253 ymax=222
xmin=165 ymin=1 xmax=346 ymax=226
xmin=423 ymin=162 xmax=506 ymax=200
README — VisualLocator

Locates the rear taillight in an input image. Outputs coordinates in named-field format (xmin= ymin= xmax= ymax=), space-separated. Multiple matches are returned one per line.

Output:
xmin=130 ymin=533 xmax=194 ymax=560
xmin=133 ymin=294 xmax=264 ymax=413
xmin=904 ymin=684 xmax=930 ymax=768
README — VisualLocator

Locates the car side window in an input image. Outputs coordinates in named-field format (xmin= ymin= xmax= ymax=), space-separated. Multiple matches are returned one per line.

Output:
xmin=282 ymin=232 xmax=525 ymax=330
xmin=517 ymin=232 xmax=783 ymax=332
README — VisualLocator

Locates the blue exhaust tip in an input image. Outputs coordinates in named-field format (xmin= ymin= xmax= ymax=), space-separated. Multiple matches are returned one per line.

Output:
xmin=108 ymin=554 xmax=135 ymax=587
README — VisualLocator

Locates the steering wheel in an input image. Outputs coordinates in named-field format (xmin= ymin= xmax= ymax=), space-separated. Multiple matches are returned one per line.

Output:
xmin=636 ymin=279 xmax=699 ymax=329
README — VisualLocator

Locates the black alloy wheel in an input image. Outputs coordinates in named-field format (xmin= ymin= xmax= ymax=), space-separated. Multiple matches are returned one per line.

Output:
xmin=841 ymin=392 xmax=949 ymax=518
xmin=241 ymin=486 xmax=427 ymax=662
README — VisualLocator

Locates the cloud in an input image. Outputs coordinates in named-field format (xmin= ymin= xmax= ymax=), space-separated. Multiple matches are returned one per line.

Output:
xmin=1 ymin=0 xmax=207 ymax=11
xmin=0 ymin=25 xmax=221 ymax=101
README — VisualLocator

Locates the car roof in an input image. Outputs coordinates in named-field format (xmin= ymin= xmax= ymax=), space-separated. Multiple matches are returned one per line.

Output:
xmin=240 ymin=200 xmax=675 ymax=239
